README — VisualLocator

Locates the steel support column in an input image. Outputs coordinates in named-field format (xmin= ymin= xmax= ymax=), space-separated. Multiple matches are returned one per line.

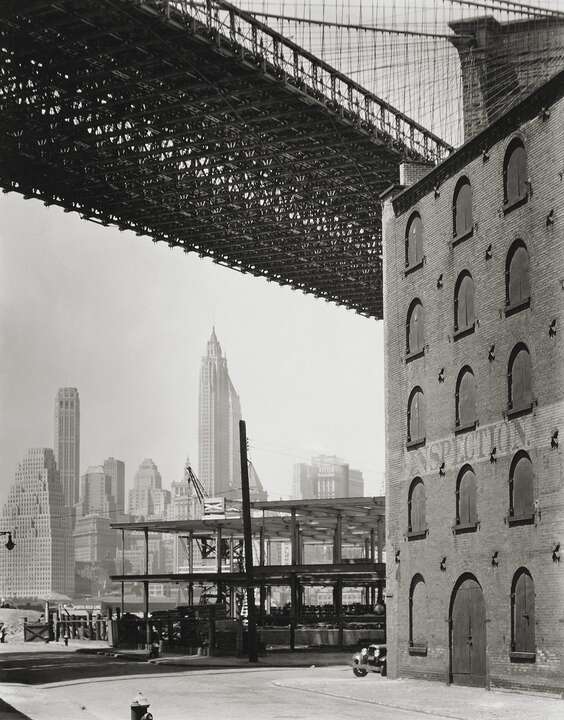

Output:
xmin=259 ymin=525 xmax=266 ymax=622
xmin=376 ymin=518 xmax=384 ymax=603
xmin=144 ymin=527 xmax=150 ymax=649
xmin=188 ymin=530 xmax=194 ymax=606
xmin=121 ymin=529 xmax=125 ymax=615
xmin=216 ymin=525 xmax=223 ymax=606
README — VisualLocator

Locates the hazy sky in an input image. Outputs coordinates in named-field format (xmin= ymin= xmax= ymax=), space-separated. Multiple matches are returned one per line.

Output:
xmin=0 ymin=194 xmax=385 ymax=508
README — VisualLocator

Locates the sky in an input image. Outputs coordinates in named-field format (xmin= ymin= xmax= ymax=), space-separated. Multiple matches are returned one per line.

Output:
xmin=0 ymin=194 xmax=385 ymax=508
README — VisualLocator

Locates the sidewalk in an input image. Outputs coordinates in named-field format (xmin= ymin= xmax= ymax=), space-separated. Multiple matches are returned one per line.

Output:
xmin=150 ymin=648 xmax=353 ymax=668
xmin=273 ymin=673 xmax=564 ymax=720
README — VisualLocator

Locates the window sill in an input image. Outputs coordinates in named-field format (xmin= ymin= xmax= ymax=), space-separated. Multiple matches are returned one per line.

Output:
xmin=405 ymin=259 xmax=424 ymax=277
xmin=503 ymin=194 xmax=528 ymax=215
xmin=405 ymin=349 xmax=425 ymax=364
xmin=510 ymin=651 xmax=536 ymax=663
xmin=506 ymin=403 xmax=533 ymax=420
xmin=507 ymin=512 xmax=535 ymax=527
xmin=453 ymin=521 xmax=479 ymax=534
xmin=451 ymin=228 xmax=473 ymax=248
xmin=455 ymin=420 xmax=477 ymax=436
xmin=408 ymin=643 xmax=428 ymax=656
xmin=505 ymin=298 xmax=530 ymax=317
xmin=406 ymin=437 xmax=426 ymax=451
xmin=407 ymin=529 xmax=428 ymax=541
xmin=453 ymin=324 xmax=475 ymax=341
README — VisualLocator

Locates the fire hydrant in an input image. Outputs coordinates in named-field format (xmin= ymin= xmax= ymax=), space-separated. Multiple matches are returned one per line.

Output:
xmin=130 ymin=691 xmax=153 ymax=720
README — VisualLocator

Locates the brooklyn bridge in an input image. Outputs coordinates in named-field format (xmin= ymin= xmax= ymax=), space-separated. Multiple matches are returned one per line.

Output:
xmin=0 ymin=0 xmax=561 ymax=318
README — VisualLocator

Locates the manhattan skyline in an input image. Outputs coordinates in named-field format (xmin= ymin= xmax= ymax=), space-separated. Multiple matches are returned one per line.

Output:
xmin=0 ymin=193 xmax=385 ymax=506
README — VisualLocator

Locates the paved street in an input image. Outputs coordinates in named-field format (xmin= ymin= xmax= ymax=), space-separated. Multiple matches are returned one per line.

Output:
xmin=0 ymin=651 xmax=200 ymax=685
xmin=0 ymin=657 xmax=562 ymax=720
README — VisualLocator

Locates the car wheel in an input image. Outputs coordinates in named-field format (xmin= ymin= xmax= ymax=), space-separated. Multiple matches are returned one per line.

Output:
xmin=380 ymin=661 xmax=387 ymax=677
xmin=353 ymin=666 xmax=368 ymax=677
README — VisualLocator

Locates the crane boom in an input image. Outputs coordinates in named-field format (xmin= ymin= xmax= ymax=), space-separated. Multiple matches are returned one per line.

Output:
xmin=184 ymin=462 xmax=208 ymax=504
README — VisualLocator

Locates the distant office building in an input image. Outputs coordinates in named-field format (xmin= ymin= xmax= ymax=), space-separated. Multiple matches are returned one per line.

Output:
xmin=74 ymin=515 xmax=117 ymax=563
xmin=292 ymin=463 xmax=317 ymax=499
xmin=349 ymin=469 xmax=365 ymax=497
xmin=54 ymin=387 xmax=80 ymax=507
xmin=0 ymin=448 xmax=74 ymax=598
xmin=103 ymin=457 xmax=125 ymax=515
xmin=128 ymin=459 xmax=170 ymax=521
xmin=198 ymin=328 xmax=267 ymax=501
xmin=293 ymin=455 xmax=364 ymax=499
xmin=77 ymin=466 xmax=116 ymax=519
xmin=117 ymin=533 xmax=170 ymax=576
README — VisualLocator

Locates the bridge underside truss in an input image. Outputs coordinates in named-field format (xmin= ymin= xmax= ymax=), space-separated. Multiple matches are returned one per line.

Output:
xmin=0 ymin=0 xmax=450 ymax=318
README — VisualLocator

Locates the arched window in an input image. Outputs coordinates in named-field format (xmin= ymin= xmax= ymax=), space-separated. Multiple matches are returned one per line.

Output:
xmin=506 ymin=241 xmax=530 ymax=310
xmin=405 ymin=212 xmax=424 ymax=270
xmin=508 ymin=344 xmax=533 ymax=413
xmin=454 ymin=271 xmax=475 ymax=334
xmin=509 ymin=452 xmax=535 ymax=520
xmin=406 ymin=299 xmax=424 ymax=357
xmin=456 ymin=465 xmax=477 ymax=528
xmin=408 ymin=478 xmax=426 ymax=535
xmin=504 ymin=138 xmax=528 ymax=207
xmin=407 ymin=387 xmax=425 ymax=446
xmin=409 ymin=574 xmax=428 ymax=653
xmin=453 ymin=177 xmax=473 ymax=239
xmin=456 ymin=366 xmax=477 ymax=429
xmin=511 ymin=569 xmax=535 ymax=658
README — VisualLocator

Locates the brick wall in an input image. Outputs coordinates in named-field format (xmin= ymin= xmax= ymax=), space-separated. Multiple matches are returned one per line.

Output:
xmin=382 ymin=93 xmax=564 ymax=691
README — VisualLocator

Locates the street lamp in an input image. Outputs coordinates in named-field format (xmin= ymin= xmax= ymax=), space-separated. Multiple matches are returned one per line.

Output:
xmin=0 ymin=532 xmax=15 ymax=551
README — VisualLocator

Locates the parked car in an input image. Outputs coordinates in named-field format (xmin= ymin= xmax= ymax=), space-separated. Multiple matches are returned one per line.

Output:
xmin=352 ymin=643 xmax=387 ymax=677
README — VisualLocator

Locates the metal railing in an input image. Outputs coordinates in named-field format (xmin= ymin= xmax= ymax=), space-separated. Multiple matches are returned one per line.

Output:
xmin=143 ymin=0 xmax=453 ymax=163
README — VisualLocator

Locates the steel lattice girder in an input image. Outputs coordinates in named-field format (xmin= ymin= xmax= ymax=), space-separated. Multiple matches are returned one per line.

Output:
xmin=0 ymin=0 xmax=450 ymax=318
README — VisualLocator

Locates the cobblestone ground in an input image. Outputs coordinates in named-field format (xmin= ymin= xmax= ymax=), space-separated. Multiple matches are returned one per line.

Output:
xmin=1 ymin=665 xmax=562 ymax=720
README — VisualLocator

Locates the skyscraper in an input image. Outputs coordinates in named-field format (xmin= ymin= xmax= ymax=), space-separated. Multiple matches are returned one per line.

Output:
xmin=54 ymin=387 xmax=80 ymax=507
xmin=103 ymin=457 xmax=125 ymax=515
xmin=0 ymin=448 xmax=74 ymax=598
xmin=128 ymin=458 xmax=170 ymax=520
xmin=77 ymin=466 xmax=117 ymax=518
xmin=198 ymin=328 xmax=243 ymax=498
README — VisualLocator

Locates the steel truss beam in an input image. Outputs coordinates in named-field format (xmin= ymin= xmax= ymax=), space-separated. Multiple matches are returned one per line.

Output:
xmin=0 ymin=0 xmax=451 ymax=318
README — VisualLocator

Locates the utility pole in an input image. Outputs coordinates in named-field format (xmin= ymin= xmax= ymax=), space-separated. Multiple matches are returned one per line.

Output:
xmin=239 ymin=420 xmax=258 ymax=663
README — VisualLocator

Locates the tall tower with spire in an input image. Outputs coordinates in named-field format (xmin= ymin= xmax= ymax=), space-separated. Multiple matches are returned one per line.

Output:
xmin=198 ymin=328 xmax=244 ymax=498
xmin=54 ymin=387 xmax=80 ymax=508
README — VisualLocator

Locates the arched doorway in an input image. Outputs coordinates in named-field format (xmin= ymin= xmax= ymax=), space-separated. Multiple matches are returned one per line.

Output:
xmin=450 ymin=575 xmax=486 ymax=686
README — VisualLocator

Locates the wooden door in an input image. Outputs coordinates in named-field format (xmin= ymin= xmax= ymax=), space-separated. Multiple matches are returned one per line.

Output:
xmin=451 ymin=578 xmax=486 ymax=686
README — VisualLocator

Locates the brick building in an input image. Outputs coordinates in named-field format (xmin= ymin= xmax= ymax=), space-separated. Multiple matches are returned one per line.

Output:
xmin=382 ymin=70 xmax=564 ymax=691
